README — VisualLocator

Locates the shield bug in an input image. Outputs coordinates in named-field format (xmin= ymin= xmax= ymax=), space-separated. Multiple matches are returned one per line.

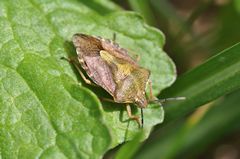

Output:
xmin=62 ymin=33 xmax=185 ymax=127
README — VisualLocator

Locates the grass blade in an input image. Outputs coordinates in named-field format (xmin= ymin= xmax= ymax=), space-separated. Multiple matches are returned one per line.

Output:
xmin=161 ymin=42 xmax=240 ymax=122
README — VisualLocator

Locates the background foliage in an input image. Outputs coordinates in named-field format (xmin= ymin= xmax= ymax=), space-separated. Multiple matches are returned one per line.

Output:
xmin=0 ymin=0 xmax=240 ymax=159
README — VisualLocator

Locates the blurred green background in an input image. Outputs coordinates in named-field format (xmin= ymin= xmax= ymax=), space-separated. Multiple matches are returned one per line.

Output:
xmin=106 ymin=0 xmax=240 ymax=159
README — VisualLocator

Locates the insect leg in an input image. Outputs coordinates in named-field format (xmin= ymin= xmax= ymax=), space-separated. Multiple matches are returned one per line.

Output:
xmin=148 ymin=80 xmax=156 ymax=101
xmin=100 ymin=97 xmax=115 ymax=103
xmin=61 ymin=57 xmax=97 ymax=86
xmin=112 ymin=33 xmax=116 ymax=42
xmin=135 ymin=54 xmax=140 ymax=62
xmin=126 ymin=104 xmax=141 ymax=128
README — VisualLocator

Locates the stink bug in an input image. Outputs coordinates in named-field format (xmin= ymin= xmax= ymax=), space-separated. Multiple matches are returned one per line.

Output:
xmin=62 ymin=33 xmax=185 ymax=127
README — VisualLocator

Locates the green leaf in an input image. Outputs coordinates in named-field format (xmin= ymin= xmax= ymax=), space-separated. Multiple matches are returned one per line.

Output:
xmin=128 ymin=0 xmax=157 ymax=26
xmin=0 ymin=0 xmax=175 ymax=158
xmin=161 ymin=42 xmax=240 ymax=122
xmin=234 ymin=0 xmax=240 ymax=13
xmin=115 ymin=130 xmax=144 ymax=159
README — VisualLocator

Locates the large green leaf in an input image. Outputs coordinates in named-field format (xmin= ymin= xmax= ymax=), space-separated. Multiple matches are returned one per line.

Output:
xmin=0 ymin=0 xmax=175 ymax=158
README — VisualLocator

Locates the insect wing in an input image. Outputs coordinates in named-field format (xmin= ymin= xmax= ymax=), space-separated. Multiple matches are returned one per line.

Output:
xmin=72 ymin=34 xmax=116 ymax=95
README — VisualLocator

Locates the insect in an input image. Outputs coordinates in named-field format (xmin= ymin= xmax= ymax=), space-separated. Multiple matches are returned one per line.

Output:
xmin=62 ymin=33 xmax=185 ymax=127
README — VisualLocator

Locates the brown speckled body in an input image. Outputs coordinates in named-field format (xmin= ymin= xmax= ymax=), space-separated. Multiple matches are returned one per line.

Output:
xmin=72 ymin=33 xmax=150 ymax=108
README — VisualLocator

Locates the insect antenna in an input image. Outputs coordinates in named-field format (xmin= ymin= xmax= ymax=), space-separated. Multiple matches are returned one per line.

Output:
xmin=141 ymin=108 xmax=144 ymax=128
xmin=151 ymin=97 xmax=186 ymax=104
